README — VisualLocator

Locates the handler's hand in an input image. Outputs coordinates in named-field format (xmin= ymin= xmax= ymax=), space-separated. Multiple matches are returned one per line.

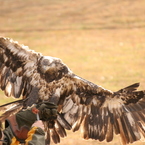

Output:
xmin=32 ymin=120 xmax=44 ymax=130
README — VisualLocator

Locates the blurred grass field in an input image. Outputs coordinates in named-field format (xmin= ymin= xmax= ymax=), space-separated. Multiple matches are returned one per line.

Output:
xmin=0 ymin=0 xmax=145 ymax=144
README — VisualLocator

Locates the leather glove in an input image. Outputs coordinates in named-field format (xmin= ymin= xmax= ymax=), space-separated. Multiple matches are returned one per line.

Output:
xmin=16 ymin=102 xmax=57 ymax=128
xmin=35 ymin=102 xmax=58 ymax=121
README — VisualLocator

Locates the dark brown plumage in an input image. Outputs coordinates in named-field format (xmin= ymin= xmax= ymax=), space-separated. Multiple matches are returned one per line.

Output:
xmin=0 ymin=37 xmax=145 ymax=145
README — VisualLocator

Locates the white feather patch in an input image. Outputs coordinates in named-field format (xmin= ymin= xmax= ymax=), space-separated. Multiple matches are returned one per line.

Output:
xmin=102 ymin=96 xmax=123 ymax=113
xmin=55 ymin=87 xmax=61 ymax=97
xmin=5 ymin=82 xmax=12 ymax=97
xmin=126 ymin=113 xmax=135 ymax=126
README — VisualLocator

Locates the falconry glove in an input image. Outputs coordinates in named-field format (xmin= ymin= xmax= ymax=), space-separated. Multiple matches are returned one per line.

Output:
xmin=14 ymin=102 xmax=58 ymax=129
xmin=34 ymin=102 xmax=58 ymax=121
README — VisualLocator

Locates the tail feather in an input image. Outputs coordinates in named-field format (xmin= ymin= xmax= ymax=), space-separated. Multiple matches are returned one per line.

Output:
xmin=50 ymin=126 xmax=60 ymax=144
xmin=45 ymin=130 xmax=51 ymax=145
xmin=55 ymin=120 xmax=67 ymax=138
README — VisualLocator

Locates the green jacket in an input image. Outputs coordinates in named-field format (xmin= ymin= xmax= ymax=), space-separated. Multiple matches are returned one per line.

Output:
xmin=3 ymin=109 xmax=45 ymax=145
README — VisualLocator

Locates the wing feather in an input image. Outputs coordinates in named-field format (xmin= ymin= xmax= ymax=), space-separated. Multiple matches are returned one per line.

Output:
xmin=64 ymin=103 xmax=79 ymax=125
xmin=117 ymin=116 xmax=129 ymax=145
xmin=72 ymin=105 xmax=86 ymax=132
xmin=11 ymin=76 xmax=24 ymax=98
xmin=99 ymin=115 xmax=108 ymax=141
xmin=55 ymin=120 xmax=67 ymax=138
xmin=45 ymin=130 xmax=50 ymax=145
xmin=105 ymin=112 xmax=114 ymax=142
xmin=0 ymin=37 xmax=44 ymax=106
xmin=58 ymin=81 xmax=145 ymax=144
xmin=50 ymin=127 xmax=60 ymax=144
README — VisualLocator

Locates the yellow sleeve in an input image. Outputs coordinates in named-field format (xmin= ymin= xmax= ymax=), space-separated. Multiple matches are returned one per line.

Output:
xmin=10 ymin=137 xmax=20 ymax=145
xmin=25 ymin=127 xmax=45 ymax=145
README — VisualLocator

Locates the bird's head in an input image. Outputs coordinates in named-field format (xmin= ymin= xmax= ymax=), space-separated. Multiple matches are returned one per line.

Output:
xmin=38 ymin=56 xmax=70 ymax=82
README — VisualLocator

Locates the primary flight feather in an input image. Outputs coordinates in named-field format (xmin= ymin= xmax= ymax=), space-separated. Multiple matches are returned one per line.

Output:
xmin=0 ymin=37 xmax=145 ymax=145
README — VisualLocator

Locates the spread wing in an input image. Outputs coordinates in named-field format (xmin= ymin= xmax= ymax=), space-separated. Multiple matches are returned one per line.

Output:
xmin=0 ymin=37 xmax=145 ymax=145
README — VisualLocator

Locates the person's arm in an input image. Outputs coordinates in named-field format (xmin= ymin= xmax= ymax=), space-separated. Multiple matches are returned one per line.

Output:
xmin=3 ymin=102 xmax=57 ymax=144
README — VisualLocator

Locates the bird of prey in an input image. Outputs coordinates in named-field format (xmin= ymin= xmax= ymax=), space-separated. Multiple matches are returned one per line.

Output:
xmin=0 ymin=37 xmax=145 ymax=145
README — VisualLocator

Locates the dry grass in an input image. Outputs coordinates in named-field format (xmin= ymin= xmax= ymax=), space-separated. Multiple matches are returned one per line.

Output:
xmin=0 ymin=0 xmax=145 ymax=31
xmin=0 ymin=0 xmax=145 ymax=144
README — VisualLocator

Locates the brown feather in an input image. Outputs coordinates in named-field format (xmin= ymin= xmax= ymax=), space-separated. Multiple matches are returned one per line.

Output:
xmin=45 ymin=130 xmax=51 ymax=145
xmin=106 ymin=115 xmax=113 ymax=142
xmin=55 ymin=120 xmax=67 ymax=138
xmin=117 ymin=116 xmax=129 ymax=145
xmin=50 ymin=128 xmax=60 ymax=144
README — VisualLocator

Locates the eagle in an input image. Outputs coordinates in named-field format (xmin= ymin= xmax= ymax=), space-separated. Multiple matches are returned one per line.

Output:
xmin=0 ymin=37 xmax=145 ymax=145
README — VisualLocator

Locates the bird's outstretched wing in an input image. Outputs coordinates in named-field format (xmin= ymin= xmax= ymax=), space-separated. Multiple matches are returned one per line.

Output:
xmin=0 ymin=37 xmax=145 ymax=145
